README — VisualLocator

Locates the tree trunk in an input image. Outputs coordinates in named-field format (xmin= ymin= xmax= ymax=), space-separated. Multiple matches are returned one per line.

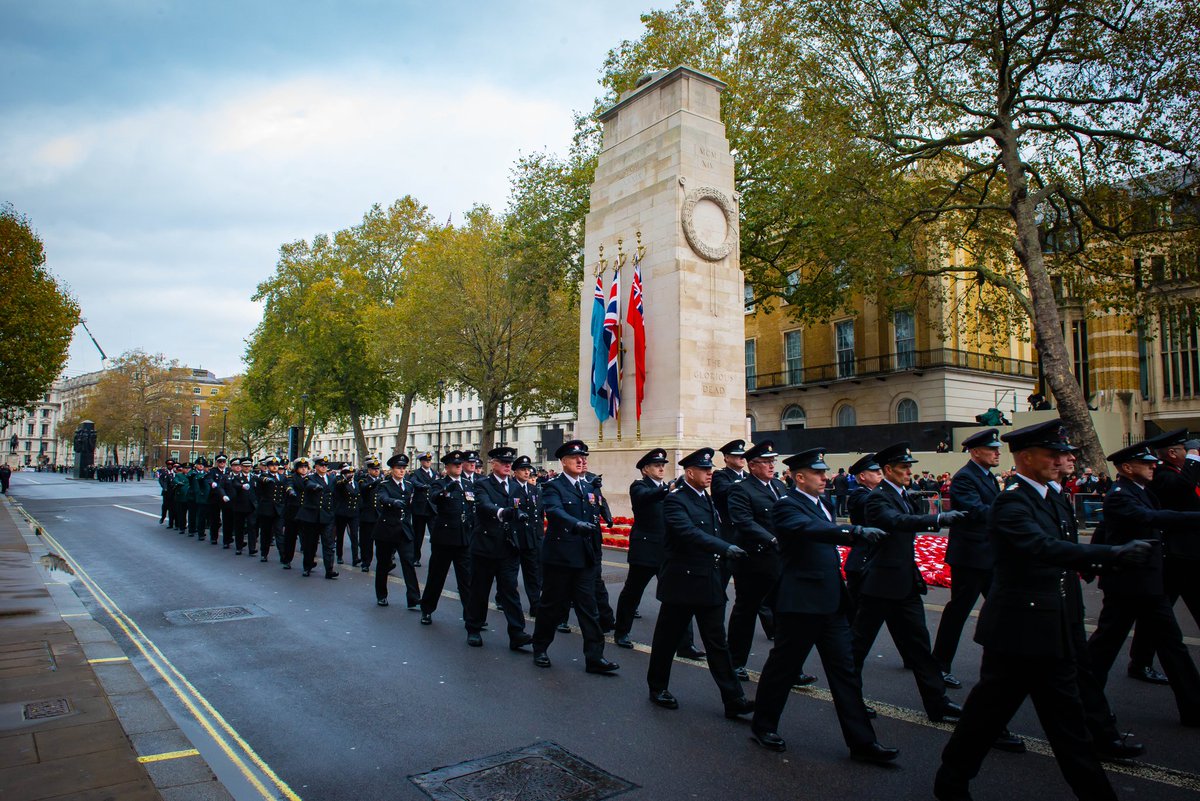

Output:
xmin=347 ymin=399 xmax=369 ymax=464
xmin=480 ymin=401 xmax=498 ymax=457
xmin=997 ymin=130 xmax=1108 ymax=473
xmin=393 ymin=392 xmax=415 ymax=454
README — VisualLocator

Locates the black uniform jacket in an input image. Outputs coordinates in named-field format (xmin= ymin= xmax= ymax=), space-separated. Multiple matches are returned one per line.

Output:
xmin=540 ymin=473 xmax=602 ymax=568
xmin=284 ymin=473 xmax=305 ymax=514
xmin=205 ymin=467 xmax=229 ymax=505
xmin=1148 ymin=463 xmax=1200 ymax=559
xmin=771 ymin=489 xmax=858 ymax=615
xmin=711 ymin=467 xmax=747 ymax=543
xmin=510 ymin=480 xmax=542 ymax=552
xmin=946 ymin=460 xmax=1001 ymax=570
xmin=410 ymin=466 xmax=438 ymax=519
xmin=627 ymin=477 xmax=670 ymax=568
xmin=334 ymin=474 xmax=361 ymax=518
xmin=659 ymin=485 xmax=730 ymax=607
xmin=255 ymin=472 xmax=286 ymax=519
xmin=296 ymin=472 xmax=336 ymax=524
xmin=358 ymin=474 xmax=382 ymax=525
xmin=220 ymin=472 xmax=255 ymax=515
xmin=726 ymin=477 xmax=786 ymax=575
xmin=373 ymin=476 xmax=413 ymax=542
xmin=471 ymin=474 xmax=521 ymax=559
xmin=843 ymin=485 xmax=873 ymax=575
xmin=975 ymin=477 xmax=1115 ymax=658
xmin=429 ymin=476 xmax=475 ymax=547
xmin=1100 ymin=476 xmax=1200 ymax=595
xmin=861 ymin=482 xmax=942 ymax=599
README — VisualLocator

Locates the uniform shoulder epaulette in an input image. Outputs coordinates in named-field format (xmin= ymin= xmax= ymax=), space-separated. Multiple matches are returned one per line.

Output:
xmin=1005 ymin=483 xmax=1019 ymax=491
xmin=1112 ymin=486 xmax=1121 ymax=492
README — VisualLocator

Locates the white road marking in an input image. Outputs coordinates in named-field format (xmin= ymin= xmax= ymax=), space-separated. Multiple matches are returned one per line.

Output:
xmin=114 ymin=505 xmax=160 ymax=518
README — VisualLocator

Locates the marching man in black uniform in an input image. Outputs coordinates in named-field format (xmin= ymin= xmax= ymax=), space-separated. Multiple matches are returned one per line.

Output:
xmin=280 ymin=457 xmax=307 ymax=569
xmin=357 ymin=458 xmax=383 ymax=572
xmin=530 ymin=440 xmax=619 ymax=674
xmin=297 ymin=456 xmax=338 ymax=579
xmin=1085 ymin=440 xmax=1200 ymax=726
xmin=935 ymin=420 xmax=1153 ymax=801
xmin=842 ymin=452 xmax=882 ymax=618
xmin=852 ymin=442 xmax=967 ymax=724
xmin=418 ymin=451 xmax=474 ymax=625
xmin=934 ymin=428 xmax=1004 ymax=690
xmin=750 ymin=447 xmax=897 ymax=762
xmin=465 ymin=446 xmax=534 ymax=650
xmin=374 ymin=454 xmax=420 ymax=608
xmin=647 ymin=447 xmax=753 ymax=718
xmin=205 ymin=454 xmax=229 ymax=544
xmin=252 ymin=456 xmax=286 ymax=562
xmin=410 ymin=453 xmax=438 ymax=567
xmin=333 ymin=464 xmax=361 ymax=566
xmin=510 ymin=455 xmax=542 ymax=614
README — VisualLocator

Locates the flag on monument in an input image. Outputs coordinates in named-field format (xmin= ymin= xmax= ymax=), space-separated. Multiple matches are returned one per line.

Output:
xmin=589 ymin=275 xmax=609 ymax=423
xmin=602 ymin=264 xmax=622 ymax=418
xmin=626 ymin=252 xmax=646 ymax=420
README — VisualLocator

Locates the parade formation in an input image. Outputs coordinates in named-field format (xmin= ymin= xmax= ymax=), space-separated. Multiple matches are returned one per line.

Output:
xmin=143 ymin=420 xmax=1200 ymax=800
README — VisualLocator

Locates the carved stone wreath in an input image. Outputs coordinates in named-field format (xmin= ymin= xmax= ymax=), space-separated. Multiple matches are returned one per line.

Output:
xmin=681 ymin=185 xmax=737 ymax=262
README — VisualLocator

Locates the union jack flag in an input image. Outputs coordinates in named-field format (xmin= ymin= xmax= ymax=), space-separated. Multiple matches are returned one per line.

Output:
xmin=602 ymin=263 xmax=621 ymax=418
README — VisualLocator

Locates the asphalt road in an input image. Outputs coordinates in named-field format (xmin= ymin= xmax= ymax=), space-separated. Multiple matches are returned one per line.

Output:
xmin=8 ymin=472 xmax=1200 ymax=801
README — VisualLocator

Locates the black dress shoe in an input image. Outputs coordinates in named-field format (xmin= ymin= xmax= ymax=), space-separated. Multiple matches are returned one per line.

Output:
xmin=260 ymin=556 xmax=268 ymax=562
xmin=336 ymin=558 xmax=344 ymax=565
xmin=510 ymin=634 xmax=533 ymax=651
xmin=850 ymin=742 xmax=900 ymax=764
xmin=420 ymin=613 xmax=432 ymax=625
xmin=412 ymin=560 xmax=421 ymax=567
xmin=633 ymin=609 xmax=642 ymax=619
xmin=283 ymin=563 xmax=292 ymax=569
xmin=235 ymin=550 xmax=243 ymax=555
xmin=734 ymin=667 xmax=750 ymax=681
xmin=533 ymin=652 xmax=552 ymax=668
xmin=1128 ymin=665 xmax=1171 ymax=685
xmin=933 ymin=774 xmax=973 ymax=801
xmin=325 ymin=572 xmax=338 ymax=579
xmin=865 ymin=705 xmax=877 ymax=719
xmin=249 ymin=550 xmax=258 ymax=556
xmin=361 ymin=565 xmax=370 ymax=572
xmin=614 ymin=633 xmax=634 ymax=649
xmin=649 ymin=690 xmax=679 ymax=709
xmin=992 ymin=729 xmax=1025 ymax=753
xmin=942 ymin=671 xmax=963 ymax=689
xmin=467 ymin=633 xmax=483 ymax=647
xmin=302 ymin=570 xmax=311 ymax=577
xmin=929 ymin=700 xmax=963 ymax=723
xmin=556 ymin=622 xmax=571 ymax=633
xmin=724 ymin=696 xmax=754 ymax=718
xmin=585 ymin=658 xmax=620 ymax=674
xmin=223 ymin=544 xmax=231 ymax=549
xmin=351 ymin=559 xmax=360 ymax=567
xmin=792 ymin=673 xmax=817 ymax=687
xmin=751 ymin=729 xmax=786 ymax=752
xmin=407 ymin=603 xmax=420 ymax=611
xmin=676 ymin=646 xmax=706 ymax=660
xmin=1095 ymin=736 xmax=1145 ymax=760
xmin=377 ymin=598 xmax=389 ymax=606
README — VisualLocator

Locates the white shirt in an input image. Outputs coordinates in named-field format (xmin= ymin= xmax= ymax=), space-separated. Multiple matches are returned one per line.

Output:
xmin=797 ymin=489 xmax=832 ymax=520
xmin=1015 ymin=472 xmax=1049 ymax=498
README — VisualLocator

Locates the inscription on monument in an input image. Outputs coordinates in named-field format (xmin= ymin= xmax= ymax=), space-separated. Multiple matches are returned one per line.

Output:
xmin=693 ymin=357 xmax=736 ymax=396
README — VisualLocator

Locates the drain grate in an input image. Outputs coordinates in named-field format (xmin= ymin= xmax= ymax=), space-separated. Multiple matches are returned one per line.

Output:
xmin=24 ymin=698 xmax=71 ymax=720
xmin=412 ymin=741 xmax=636 ymax=801
xmin=165 ymin=605 xmax=263 ymax=625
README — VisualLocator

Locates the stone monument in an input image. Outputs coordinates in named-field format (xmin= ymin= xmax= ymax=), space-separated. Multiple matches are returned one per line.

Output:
xmin=575 ymin=66 xmax=746 ymax=515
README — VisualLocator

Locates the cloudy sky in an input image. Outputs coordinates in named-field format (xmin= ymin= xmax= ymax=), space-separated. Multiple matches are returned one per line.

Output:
xmin=1 ymin=1 xmax=656 ymax=379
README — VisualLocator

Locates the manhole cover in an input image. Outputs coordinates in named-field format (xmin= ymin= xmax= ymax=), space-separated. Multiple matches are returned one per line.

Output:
xmin=24 ymin=698 xmax=71 ymax=720
xmin=165 ymin=605 xmax=265 ymax=625
xmin=412 ymin=741 xmax=636 ymax=801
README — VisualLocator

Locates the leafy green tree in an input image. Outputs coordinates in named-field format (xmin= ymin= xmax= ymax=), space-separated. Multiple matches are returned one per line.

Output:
xmin=205 ymin=376 xmax=286 ymax=458
xmin=0 ymin=204 xmax=80 ymax=426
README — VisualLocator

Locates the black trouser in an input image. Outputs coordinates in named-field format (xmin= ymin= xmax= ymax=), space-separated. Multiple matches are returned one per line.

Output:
xmin=753 ymin=610 xmax=876 ymax=748
xmin=560 ymin=560 xmax=615 ymax=630
xmin=375 ymin=538 xmax=420 ymax=606
xmin=207 ymin=502 xmax=222 ymax=542
xmin=253 ymin=515 xmax=279 ymax=558
xmin=359 ymin=520 xmax=375 ymax=568
xmin=412 ymin=515 xmax=432 ymax=563
xmin=728 ymin=566 xmax=781 ymax=669
xmin=1087 ymin=592 xmax=1200 ymax=722
xmin=614 ymin=564 xmax=697 ymax=650
xmin=467 ymin=552 xmax=526 ymax=640
xmin=937 ymin=650 xmax=1117 ymax=801
xmin=300 ymin=519 xmax=336 ymax=575
xmin=852 ymin=591 xmax=948 ymax=716
xmin=280 ymin=510 xmax=299 ymax=563
xmin=420 ymin=544 xmax=471 ymax=617
xmin=186 ymin=501 xmax=199 ymax=534
xmin=517 ymin=547 xmax=541 ymax=610
xmin=174 ymin=499 xmax=188 ymax=531
xmin=224 ymin=510 xmax=247 ymax=551
xmin=647 ymin=602 xmax=742 ymax=702
xmin=160 ymin=494 xmax=169 ymax=523
xmin=334 ymin=515 xmax=360 ymax=564
xmin=1128 ymin=556 xmax=1200 ymax=669
xmin=533 ymin=563 xmax=605 ymax=662
xmin=192 ymin=503 xmax=208 ymax=538
xmin=1067 ymin=612 xmax=1122 ymax=743
xmin=933 ymin=564 xmax=992 ymax=672
xmin=844 ymin=570 xmax=864 ymax=623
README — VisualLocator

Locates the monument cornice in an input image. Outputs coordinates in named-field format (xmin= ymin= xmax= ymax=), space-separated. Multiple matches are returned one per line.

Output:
xmin=597 ymin=65 xmax=728 ymax=123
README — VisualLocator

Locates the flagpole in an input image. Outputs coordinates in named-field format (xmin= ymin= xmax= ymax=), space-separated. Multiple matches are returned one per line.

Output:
xmin=615 ymin=240 xmax=626 ymax=442
xmin=635 ymin=231 xmax=645 ymax=441
xmin=595 ymin=247 xmax=606 ymax=444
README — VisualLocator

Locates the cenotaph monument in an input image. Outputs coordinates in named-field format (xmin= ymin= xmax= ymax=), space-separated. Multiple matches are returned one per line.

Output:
xmin=575 ymin=66 xmax=746 ymax=515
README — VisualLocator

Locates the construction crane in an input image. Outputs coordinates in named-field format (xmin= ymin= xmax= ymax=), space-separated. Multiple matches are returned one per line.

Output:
xmin=79 ymin=318 xmax=109 ymax=366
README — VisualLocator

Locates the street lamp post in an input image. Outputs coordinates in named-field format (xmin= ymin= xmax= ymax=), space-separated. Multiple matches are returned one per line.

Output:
xmin=499 ymin=400 xmax=506 ymax=446
xmin=436 ymin=380 xmax=445 ymax=456
xmin=299 ymin=393 xmax=309 ymax=457
xmin=221 ymin=407 xmax=229 ymax=454
xmin=191 ymin=412 xmax=198 ymax=463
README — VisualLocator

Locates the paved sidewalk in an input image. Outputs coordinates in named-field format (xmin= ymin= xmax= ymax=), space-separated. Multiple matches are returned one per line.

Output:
xmin=0 ymin=496 xmax=233 ymax=801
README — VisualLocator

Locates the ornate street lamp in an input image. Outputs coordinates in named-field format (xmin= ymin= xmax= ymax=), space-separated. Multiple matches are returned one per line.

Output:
xmin=191 ymin=412 xmax=198 ymax=462
xmin=299 ymin=393 xmax=309 ymax=456
xmin=221 ymin=406 xmax=229 ymax=453
xmin=436 ymin=380 xmax=445 ymax=456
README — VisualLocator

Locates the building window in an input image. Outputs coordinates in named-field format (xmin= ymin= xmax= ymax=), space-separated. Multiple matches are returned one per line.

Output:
xmin=835 ymin=404 xmax=857 ymax=427
xmin=784 ymin=331 xmax=803 ymax=385
xmin=192 ymin=405 xmax=200 ymax=416
xmin=744 ymin=283 xmax=755 ymax=314
xmin=26 ymin=423 xmax=34 ymax=436
xmin=1065 ymin=320 xmax=1091 ymax=397
xmin=193 ymin=386 xmax=201 ymax=395
xmin=896 ymin=398 xmax=918 ymax=423
xmin=171 ymin=425 xmax=182 ymax=440
xmin=1160 ymin=310 xmax=1199 ymax=398
xmin=210 ymin=388 xmax=218 ymax=395
xmin=781 ymin=405 xmax=807 ymax=430
xmin=1137 ymin=317 xmax=1151 ymax=400
xmin=835 ymin=320 xmax=856 ymax=378
xmin=894 ymin=310 xmax=916 ymax=369
xmin=781 ymin=270 xmax=800 ymax=304
xmin=41 ymin=424 xmax=48 ymax=437
xmin=170 ymin=450 xmax=180 ymax=461
xmin=745 ymin=339 xmax=757 ymax=391
xmin=747 ymin=413 xmax=757 ymax=433
xmin=190 ymin=425 xmax=200 ymax=440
